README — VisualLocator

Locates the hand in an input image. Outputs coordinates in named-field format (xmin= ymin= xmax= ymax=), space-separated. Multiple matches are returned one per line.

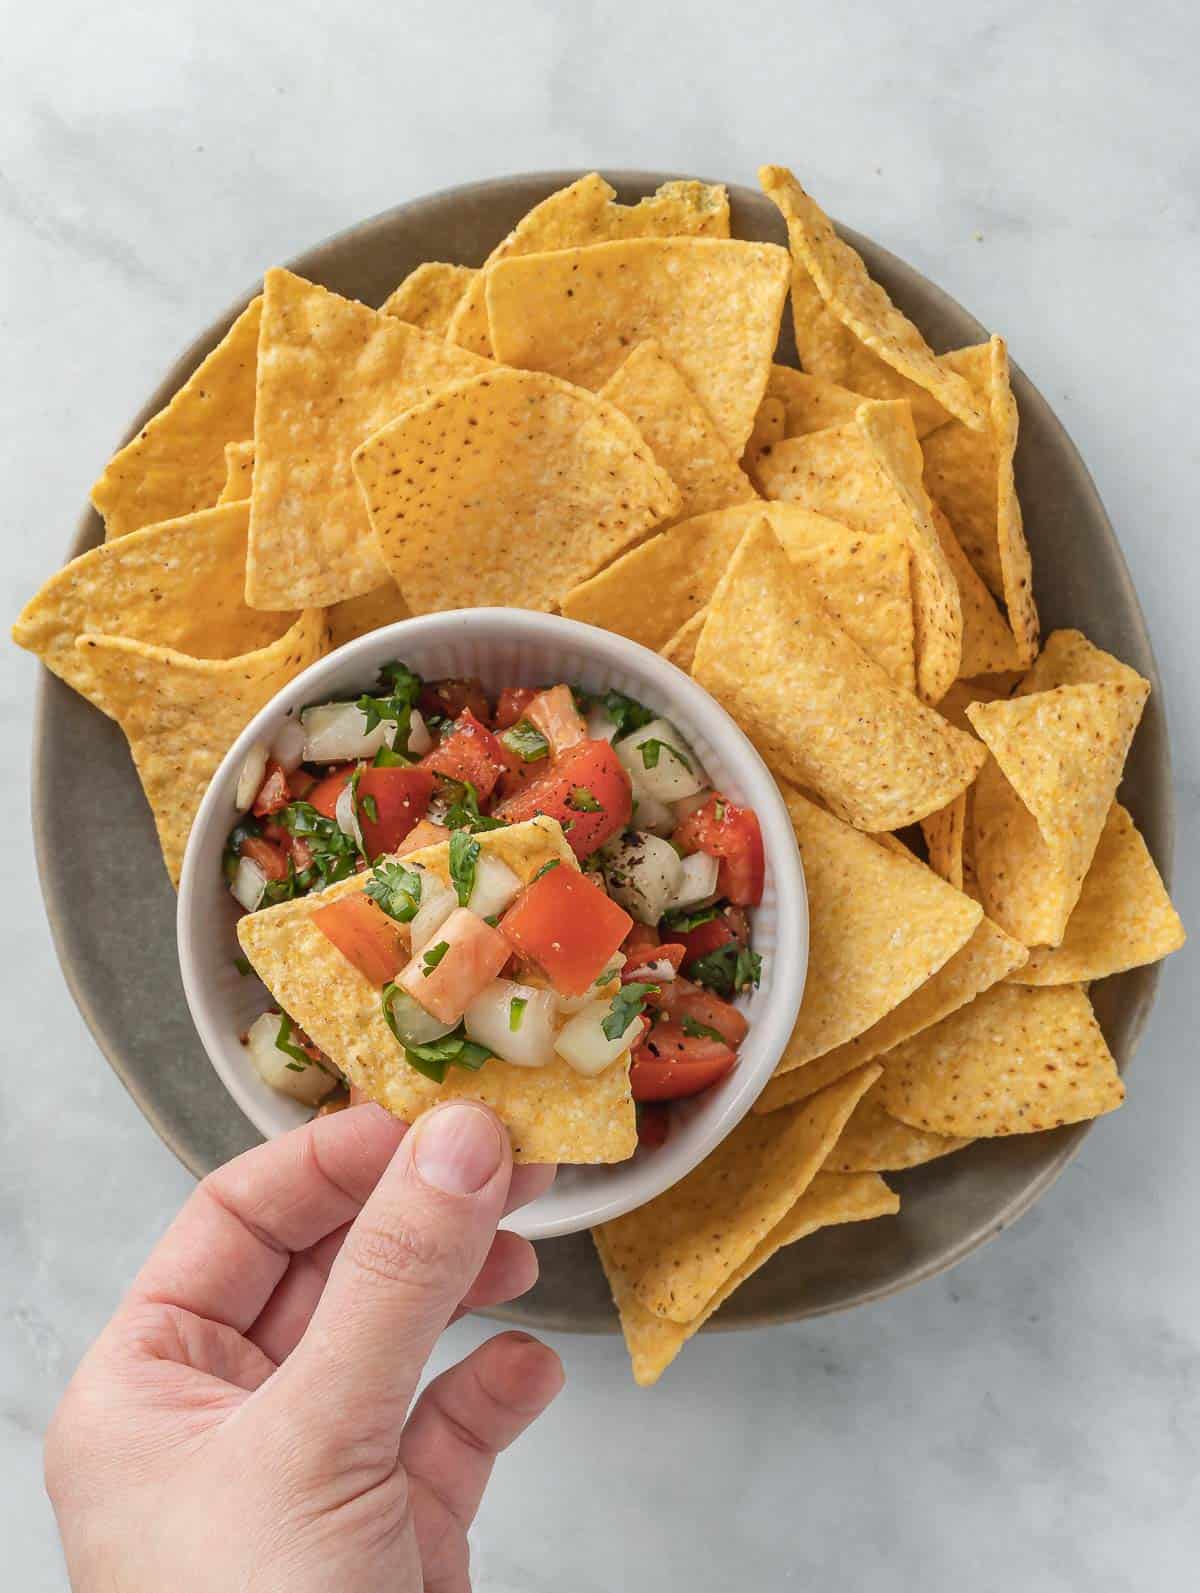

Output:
xmin=45 ymin=1101 xmax=563 ymax=1592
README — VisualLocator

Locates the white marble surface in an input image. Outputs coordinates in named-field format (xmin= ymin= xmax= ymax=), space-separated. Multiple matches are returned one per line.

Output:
xmin=3 ymin=2 xmax=1198 ymax=1587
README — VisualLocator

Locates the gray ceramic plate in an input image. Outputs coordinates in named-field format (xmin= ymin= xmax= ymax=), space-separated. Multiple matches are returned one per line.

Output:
xmin=33 ymin=172 xmax=1174 ymax=1333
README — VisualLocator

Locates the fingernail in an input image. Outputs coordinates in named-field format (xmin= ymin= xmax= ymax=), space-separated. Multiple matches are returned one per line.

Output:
xmin=414 ymin=1104 xmax=504 ymax=1195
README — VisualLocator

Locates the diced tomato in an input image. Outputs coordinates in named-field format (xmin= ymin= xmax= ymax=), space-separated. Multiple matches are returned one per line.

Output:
xmin=307 ymin=764 xmax=355 ymax=819
xmin=525 ymin=684 xmax=586 ymax=757
xmin=239 ymin=834 xmax=289 ymax=881
xmin=500 ymin=865 xmax=632 ymax=997
xmin=419 ymin=709 xmax=509 ymax=801
xmin=622 ymin=922 xmax=660 ymax=960
xmin=496 ymin=752 xmax=550 ymax=802
xmin=629 ymin=1027 xmax=737 ymax=1101
xmin=313 ymin=894 xmax=406 ymax=986
xmin=251 ymin=759 xmax=291 ymax=817
xmin=675 ymin=904 xmax=751 ymax=970
xmin=289 ymin=769 xmax=316 ymax=800
xmin=673 ymin=795 xmax=765 ymax=907
xmin=395 ymin=818 xmax=450 ymax=857
xmin=356 ymin=766 xmax=434 ymax=858
xmin=637 ymin=1102 xmax=670 ymax=1149
xmin=419 ymin=677 xmax=492 ymax=726
xmin=656 ymin=977 xmax=749 ymax=1047
xmin=400 ymin=908 xmax=510 ymax=1023
xmin=623 ymin=942 xmax=685 ymax=982
xmin=260 ymin=818 xmax=313 ymax=873
xmin=495 ymin=739 xmax=632 ymax=859
xmin=494 ymin=686 xmax=539 ymax=731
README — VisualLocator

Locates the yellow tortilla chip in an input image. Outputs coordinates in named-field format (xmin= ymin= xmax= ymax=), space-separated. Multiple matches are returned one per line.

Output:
xmin=380 ymin=261 xmax=477 ymax=334
xmin=743 ymin=395 xmax=786 ymax=476
xmin=12 ymin=502 xmax=296 ymax=707
xmin=486 ymin=237 xmax=790 ymax=454
xmin=968 ymin=678 xmax=1148 ymax=945
xmin=217 ymin=440 xmax=255 ymax=504
xmin=922 ymin=337 xmax=1038 ymax=663
xmin=920 ymin=790 xmax=967 ymax=891
xmin=659 ymin=611 xmax=706 ymax=672
xmin=595 ymin=1170 xmax=897 ymax=1385
xmin=760 ymin=165 xmax=984 ymax=432
xmin=73 ymin=611 xmax=328 ymax=884
xmin=448 ymin=173 xmax=730 ymax=356
xmin=92 ymin=297 xmax=262 ymax=539
xmin=248 ymin=268 xmax=491 ymax=609
xmin=327 ymin=582 xmax=411 ymax=651
xmin=693 ymin=519 xmax=984 ymax=830
xmin=597 ymin=1066 xmax=882 ymax=1325
xmin=353 ymin=369 xmax=679 ymax=614
xmin=824 ymin=1086 xmax=970 ymax=1172
xmin=1012 ymin=804 xmax=1184 ymax=985
xmin=757 ymin=400 xmax=961 ymax=701
xmin=599 ymin=341 xmax=757 ymax=520
xmin=930 ymin=503 xmax=1023 ymax=678
xmin=770 ymin=787 xmax=983 ymax=1072
xmin=1018 ymin=627 xmax=1146 ymax=697
xmin=562 ymin=503 xmax=913 ymax=689
xmin=237 ymin=818 xmax=636 ymax=1162
xmin=766 ymin=363 xmax=945 ymax=445
xmin=878 ymin=983 xmax=1124 ymax=1136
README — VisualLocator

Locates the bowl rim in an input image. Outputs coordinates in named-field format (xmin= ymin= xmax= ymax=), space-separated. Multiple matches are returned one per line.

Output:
xmin=175 ymin=607 xmax=810 ymax=1239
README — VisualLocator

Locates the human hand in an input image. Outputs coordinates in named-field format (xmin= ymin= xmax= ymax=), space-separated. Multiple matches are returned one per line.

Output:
xmin=45 ymin=1101 xmax=563 ymax=1592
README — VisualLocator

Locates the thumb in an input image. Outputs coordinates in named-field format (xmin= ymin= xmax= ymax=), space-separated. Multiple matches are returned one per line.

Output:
xmin=269 ymin=1101 xmax=512 ymax=1453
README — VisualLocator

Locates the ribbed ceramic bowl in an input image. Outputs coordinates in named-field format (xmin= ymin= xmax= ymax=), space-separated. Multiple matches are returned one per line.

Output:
xmin=176 ymin=611 xmax=808 ymax=1240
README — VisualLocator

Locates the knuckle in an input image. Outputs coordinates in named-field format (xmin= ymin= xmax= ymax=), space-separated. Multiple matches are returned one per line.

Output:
xmin=348 ymin=1216 xmax=456 ymax=1290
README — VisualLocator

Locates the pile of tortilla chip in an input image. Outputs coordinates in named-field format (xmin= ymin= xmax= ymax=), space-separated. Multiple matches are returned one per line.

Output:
xmin=13 ymin=165 xmax=1184 ymax=1382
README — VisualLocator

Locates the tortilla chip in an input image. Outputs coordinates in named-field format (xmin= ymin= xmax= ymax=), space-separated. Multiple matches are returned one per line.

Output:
xmin=562 ymin=503 xmax=914 ymax=689
xmin=757 ymin=400 xmax=961 ymax=701
xmin=13 ymin=501 xmax=296 ymax=706
xmin=237 ymin=818 xmax=636 ymax=1161
xmin=597 ymin=1065 xmax=882 ymax=1325
xmin=760 ymin=165 xmax=984 ymax=432
xmin=877 ymin=983 xmax=1124 ymax=1136
xmin=217 ymin=440 xmax=255 ymax=504
xmin=660 ymin=611 xmax=706 ymax=672
xmin=693 ymin=519 xmax=983 ymax=830
xmin=353 ymin=369 xmax=679 ymax=615
xmin=448 ymin=173 xmax=730 ymax=356
xmin=486 ymin=237 xmax=789 ymax=454
xmin=1012 ymin=804 xmax=1184 ymax=985
xmin=92 ymin=297 xmax=262 ymax=539
xmin=743 ymin=394 xmax=786 ymax=468
xmin=327 ymin=582 xmax=411 ymax=651
xmin=1018 ymin=627 xmax=1146 ymax=697
xmin=823 ymin=1086 xmax=971 ymax=1172
xmin=247 ymin=268 xmax=491 ymax=609
xmin=595 ymin=1170 xmax=897 ymax=1385
xmin=599 ymin=341 xmax=757 ymax=520
xmin=770 ymin=787 xmax=983 ymax=1072
xmin=920 ymin=790 xmax=967 ymax=890
xmin=968 ymin=678 xmax=1148 ymax=945
xmin=930 ymin=503 xmax=1023 ymax=678
xmin=380 ymin=261 xmax=477 ymax=334
xmin=73 ymin=611 xmax=328 ymax=884
xmin=922 ymin=337 xmax=1038 ymax=663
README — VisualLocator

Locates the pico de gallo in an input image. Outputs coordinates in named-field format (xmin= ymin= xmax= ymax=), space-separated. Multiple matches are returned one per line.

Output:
xmin=229 ymin=661 xmax=765 ymax=1144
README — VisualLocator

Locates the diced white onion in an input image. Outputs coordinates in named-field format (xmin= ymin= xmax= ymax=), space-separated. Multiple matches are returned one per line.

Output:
xmin=631 ymin=791 xmax=676 ymax=836
xmin=585 ymin=704 xmax=618 ymax=743
xmin=243 ymin=1012 xmax=337 ymax=1106
xmin=466 ymin=855 xmax=522 ymax=920
xmin=300 ymin=702 xmax=397 ymax=763
xmin=407 ymin=709 xmax=434 ymax=756
xmin=602 ymin=831 xmax=684 ymax=925
xmin=672 ymin=788 xmax=713 ymax=825
xmin=464 ymin=980 xmax=557 ymax=1068
xmin=269 ymin=718 xmax=306 ymax=773
xmin=334 ymin=780 xmax=364 ymax=851
xmin=231 ymin=855 xmax=268 ymax=913
xmin=383 ymin=986 xmax=455 ymax=1048
xmin=408 ymin=870 xmax=457 ymax=953
xmin=634 ymin=957 xmax=678 ymax=984
xmin=672 ymin=850 xmax=720 ymax=909
xmin=234 ymin=742 xmax=268 ymax=811
xmin=616 ymin=717 xmax=705 ymax=804
xmin=554 ymin=999 xmax=639 ymax=1076
xmin=553 ymin=953 xmax=626 ymax=1013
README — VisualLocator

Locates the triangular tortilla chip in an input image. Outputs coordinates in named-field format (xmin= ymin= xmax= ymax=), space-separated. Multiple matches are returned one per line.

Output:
xmin=73 ymin=610 xmax=328 ymax=884
xmin=759 ymin=165 xmax=984 ymax=432
xmin=448 ymin=173 xmax=730 ymax=356
xmin=920 ymin=791 xmax=967 ymax=890
xmin=237 ymin=818 xmax=636 ymax=1163
xmin=486 ymin=237 xmax=789 ymax=454
xmin=596 ymin=1065 xmax=882 ymax=1325
xmin=922 ymin=336 xmax=1038 ymax=663
xmin=1018 ymin=627 xmax=1146 ymax=697
xmin=766 ymin=362 xmax=946 ymax=444
xmin=380 ymin=261 xmax=476 ymax=335
xmin=693 ymin=520 xmax=983 ymax=830
xmin=326 ymin=582 xmax=411 ymax=651
xmin=217 ymin=439 xmax=256 ymax=504
xmin=595 ymin=1170 xmax=897 ymax=1385
xmin=878 ymin=983 xmax=1124 ymax=1136
xmin=1012 ymin=804 xmax=1184 ymax=985
xmin=823 ymin=1086 xmax=970 ymax=1172
xmin=930 ymin=502 xmax=1023 ymax=678
xmin=13 ymin=502 xmax=296 ymax=707
xmin=659 ymin=610 xmax=706 ymax=672
xmin=599 ymin=341 xmax=757 ymax=520
xmin=248 ymin=268 xmax=491 ymax=609
xmin=742 ymin=394 xmax=786 ymax=477
xmin=92 ymin=297 xmax=262 ymax=539
xmin=352 ymin=369 xmax=679 ymax=614
xmin=968 ymin=679 xmax=1148 ymax=945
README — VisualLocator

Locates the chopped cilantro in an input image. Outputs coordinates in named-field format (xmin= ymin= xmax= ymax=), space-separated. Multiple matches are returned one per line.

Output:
xmin=449 ymin=830 xmax=481 ymax=906
xmin=602 ymin=981 xmax=660 ymax=1041
xmin=372 ymin=742 xmax=409 ymax=768
xmin=531 ymin=858 xmax=561 ymax=883
xmin=689 ymin=943 xmax=762 ymax=1000
xmin=233 ymin=955 xmax=254 ymax=977
xmin=422 ymin=940 xmax=450 ymax=975
xmin=639 ymin=737 xmax=692 ymax=773
xmin=500 ymin=719 xmax=550 ymax=763
xmin=509 ymin=995 xmax=528 ymax=1032
xmin=437 ymin=776 xmax=507 ymax=834
xmin=380 ymin=987 xmax=492 ymax=1082
xmin=365 ymin=860 xmax=423 ymax=923
xmin=275 ymin=1013 xmax=312 ymax=1066
xmin=713 ymin=798 xmax=726 ymax=822
xmin=601 ymin=688 xmax=655 ymax=739
xmin=661 ymin=902 xmax=719 ymax=934
xmin=360 ymin=793 xmax=379 ymax=824
xmin=357 ymin=659 xmax=422 ymax=750
xmin=680 ymin=1014 xmax=727 ymax=1043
